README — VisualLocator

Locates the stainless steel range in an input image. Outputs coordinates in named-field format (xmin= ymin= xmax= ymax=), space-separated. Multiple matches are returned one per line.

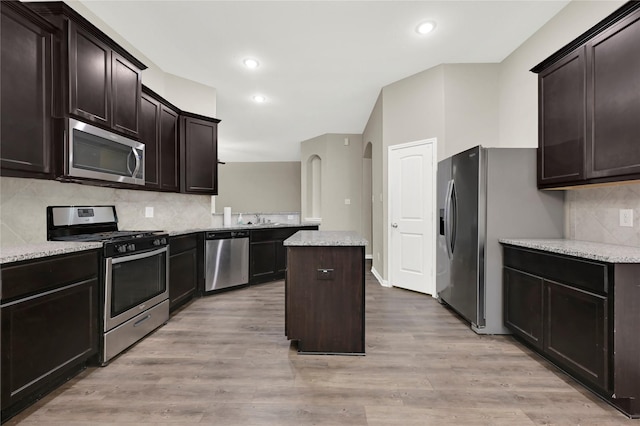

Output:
xmin=47 ymin=205 xmax=169 ymax=365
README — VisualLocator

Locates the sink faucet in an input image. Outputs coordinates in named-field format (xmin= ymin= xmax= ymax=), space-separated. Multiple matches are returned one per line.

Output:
xmin=255 ymin=214 xmax=262 ymax=224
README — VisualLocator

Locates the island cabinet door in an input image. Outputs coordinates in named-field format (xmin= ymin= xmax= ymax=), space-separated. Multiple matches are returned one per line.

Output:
xmin=287 ymin=245 xmax=364 ymax=354
xmin=543 ymin=279 xmax=608 ymax=392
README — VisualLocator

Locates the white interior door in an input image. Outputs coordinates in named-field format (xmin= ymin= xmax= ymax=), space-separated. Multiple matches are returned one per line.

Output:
xmin=388 ymin=139 xmax=436 ymax=295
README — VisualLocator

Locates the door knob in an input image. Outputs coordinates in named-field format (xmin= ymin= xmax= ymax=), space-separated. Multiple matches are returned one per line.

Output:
xmin=391 ymin=223 xmax=398 ymax=228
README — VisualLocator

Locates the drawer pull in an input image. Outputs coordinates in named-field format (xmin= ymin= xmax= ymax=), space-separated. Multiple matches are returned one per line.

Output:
xmin=317 ymin=268 xmax=334 ymax=280
xmin=134 ymin=315 xmax=151 ymax=327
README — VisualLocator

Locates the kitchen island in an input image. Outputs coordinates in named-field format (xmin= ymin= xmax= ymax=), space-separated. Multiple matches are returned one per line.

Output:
xmin=284 ymin=230 xmax=367 ymax=354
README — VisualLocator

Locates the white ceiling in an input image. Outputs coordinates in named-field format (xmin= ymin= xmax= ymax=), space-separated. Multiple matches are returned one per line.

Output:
xmin=79 ymin=0 xmax=569 ymax=162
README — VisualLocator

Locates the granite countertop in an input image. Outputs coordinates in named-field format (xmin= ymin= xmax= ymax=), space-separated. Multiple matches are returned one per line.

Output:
xmin=499 ymin=238 xmax=640 ymax=263
xmin=0 ymin=241 xmax=103 ymax=265
xmin=0 ymin=224 xmax=319 ymax=264
xmin=284 ymin=230 xmax=367 ymax=247
xmin=168 ymin=222 xmax=318 ymax=237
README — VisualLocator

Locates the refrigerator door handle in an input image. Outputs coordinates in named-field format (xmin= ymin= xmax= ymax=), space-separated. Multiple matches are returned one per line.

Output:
xmin=450 ymin=179 xmax=457 ymax=255
xmin=444 ymin=179 xmax=454 ymax=259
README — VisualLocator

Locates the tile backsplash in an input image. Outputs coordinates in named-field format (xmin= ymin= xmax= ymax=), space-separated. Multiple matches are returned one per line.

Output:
xmin=0 ymin=177 xmax=213 ymax=247
xmin=565 ymin=182 xmax=640 ymax=247
xmin=5 ymin=177 xmax=640 ymax=249
xmin=210 ymin=212 xmax=301 ymax=227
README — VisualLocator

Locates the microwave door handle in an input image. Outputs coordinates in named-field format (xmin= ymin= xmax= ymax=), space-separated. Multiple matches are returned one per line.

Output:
xmin=132 ymin=148 xmax=141 ymax=178
xmin=126 ymin=149 xmax=134 ymax=176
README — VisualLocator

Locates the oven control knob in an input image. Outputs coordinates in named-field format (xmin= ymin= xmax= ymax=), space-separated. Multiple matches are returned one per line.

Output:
xmin=153 ymin=239 xmax=160 ymax=246
xmin=161 ymin=238 xmax=167 ymax=245
xmin=117 ymin=245 xmax=127 ymax=253
xmin=127 ymin=243 xmax=135 ymax=252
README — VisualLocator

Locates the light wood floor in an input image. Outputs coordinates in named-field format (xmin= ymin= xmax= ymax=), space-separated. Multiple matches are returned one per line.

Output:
xmin=7 ymin=268 xmax=633 ymax=425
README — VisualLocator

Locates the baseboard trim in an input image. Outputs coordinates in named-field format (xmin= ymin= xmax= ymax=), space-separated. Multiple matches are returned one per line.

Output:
xmin=371 ymin=267 xmax=391 ymax=287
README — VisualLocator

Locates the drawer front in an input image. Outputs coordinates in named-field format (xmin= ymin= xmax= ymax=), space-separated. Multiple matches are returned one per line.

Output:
xmin=103 ymin=299 xmax=168 ymax=363
xmin=251 ymin=227 xmax=297 ymax=243
xmin=503 ymin=246 xmax=608 ymax=295
xmin=169 ymin=233 xmax=198 ymax=254
xmin=1 ymin=250 xmax=99 ymax=302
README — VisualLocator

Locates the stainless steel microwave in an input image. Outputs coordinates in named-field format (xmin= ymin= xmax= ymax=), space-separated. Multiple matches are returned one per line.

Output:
xmin=67 ymin=118 xmax=145 ymax=185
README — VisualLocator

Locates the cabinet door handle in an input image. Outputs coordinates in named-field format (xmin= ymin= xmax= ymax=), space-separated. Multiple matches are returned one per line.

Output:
xmin=391 ymin=223 xmax=398 ymax=228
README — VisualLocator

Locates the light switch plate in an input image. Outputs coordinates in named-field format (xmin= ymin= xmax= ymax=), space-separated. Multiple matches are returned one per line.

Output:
xmin=620 ymin=209 xmax=633 ymax=227
xmin=145 ymin=206 xmax=154 ymax=218
xmin=345 ymin=198 xmax=351 ymax=205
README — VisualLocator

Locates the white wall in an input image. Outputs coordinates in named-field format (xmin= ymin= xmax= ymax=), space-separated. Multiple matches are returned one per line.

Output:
xmin=378 ymin=63 xmax=499 ymax=280
xmin=215 ymin=162 xmax=301 ymax=213
xmin=443 ymin=64 xmax=499 ymax=156
xmin=363 ymin=94 xmax=384 ymax=274
xmin=65 ymin=0 xmax=217 ymax=117
xmin=300 ymin=134 xmax=365 ymax=237
xmin=498 ymin=0 xmax=625 ymax=148
xmin=361 ymin=1 xmax=631 ymax=282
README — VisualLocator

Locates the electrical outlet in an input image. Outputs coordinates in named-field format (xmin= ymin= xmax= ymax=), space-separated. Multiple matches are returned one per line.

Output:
xmin=145 ymin=206 xmax=154 ymax=218
xmin=620 ymin=209 xmax=633 ymax=227
xmin=345 ymin=198 xmax=351 ymax=205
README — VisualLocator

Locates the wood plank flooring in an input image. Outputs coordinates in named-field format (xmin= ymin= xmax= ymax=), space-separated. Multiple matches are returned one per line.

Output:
xmin=6 ymin=268 xmax=633 ymax=425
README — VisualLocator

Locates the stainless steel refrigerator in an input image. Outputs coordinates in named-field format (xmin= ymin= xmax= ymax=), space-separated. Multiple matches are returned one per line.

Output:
xmin=436 ymin=146 xmax=564 ymax=334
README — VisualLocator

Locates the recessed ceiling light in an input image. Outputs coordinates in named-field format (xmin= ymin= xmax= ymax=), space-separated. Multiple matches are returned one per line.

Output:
xmin=416 ymin=21 xmax=436 ymax=35
xmin=243 ymin=58 xmax=259 ymax=69
xmin=252 ymin=95 xmax=266 ymax=103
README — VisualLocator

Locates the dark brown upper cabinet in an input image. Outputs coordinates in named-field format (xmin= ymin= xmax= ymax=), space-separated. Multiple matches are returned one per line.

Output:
xmin=0 ymin=1 xmax=56 ymax=179
xmin=586 ymin=9 xmax=640 ymax=180
xmin=537 ymin=48 xmax=586 ymax=186
xmin=180 ymin=113 xmax=220 ymax=195
xmin=532 ymin=2 xmax=640 ymax=189
xmin=141 ymin=86 xmax=180 ymax=191
xmin=27 ymin=2 xmax=146 ymax=139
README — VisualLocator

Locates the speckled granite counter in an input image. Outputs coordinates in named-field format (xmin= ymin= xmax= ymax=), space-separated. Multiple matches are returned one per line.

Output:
xmin=168 ymin=223 xmax=319 ymax=237
xmin=0 ymin=224 xmax=318 ymax=264
xmin=284 ymin=231 xmax=367 ymax=247
xmin=499 ymin=238 xmax=640 ymax=263
xmin=0 ymin=242 xmax=103 ymax=265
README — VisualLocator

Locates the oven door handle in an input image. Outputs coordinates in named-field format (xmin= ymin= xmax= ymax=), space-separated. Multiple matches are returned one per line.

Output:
xmin=111 ymin=246 xmax=168 ymax=264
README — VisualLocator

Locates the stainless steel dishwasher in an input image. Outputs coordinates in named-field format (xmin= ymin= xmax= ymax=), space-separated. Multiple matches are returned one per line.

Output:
xmin=204 ymin=231 xmax=249 ymax=293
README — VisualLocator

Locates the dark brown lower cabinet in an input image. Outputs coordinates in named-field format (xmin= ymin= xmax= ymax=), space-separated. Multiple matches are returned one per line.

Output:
xmin=286 ymin=245 xmax=365 ymax=354
xmin=503 ymin=267 xmax=543 ymax=349
xmin=250 ymin=240 xmax=277 ymax=282
xmin=169 ymin=233 xmax=201 ymax=311
xmin=1 ymin=250 xmax=99 ymax=421
xmin=544 ymin=279 xmax=607 ymax=390
xmin=502 ymin=244 xmax=640 ymax=418
xmin=250 ymin=226 xmax=318 ymax=284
